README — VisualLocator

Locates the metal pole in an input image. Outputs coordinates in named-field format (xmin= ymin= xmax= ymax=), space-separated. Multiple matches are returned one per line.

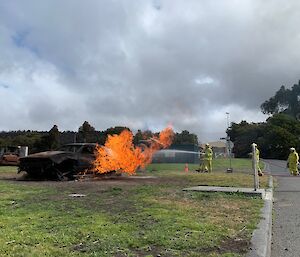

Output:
xmin=252 ymin=143 xmax=259 ymax=190
xmin=226 ymin=112 xmax=230 ymax=128
xmin=226 ymin=112 xmax=233 ymax=172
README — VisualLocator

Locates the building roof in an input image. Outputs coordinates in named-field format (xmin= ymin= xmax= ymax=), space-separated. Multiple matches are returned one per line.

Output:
xmin=200 ymin=141 xmax=231 ymax=148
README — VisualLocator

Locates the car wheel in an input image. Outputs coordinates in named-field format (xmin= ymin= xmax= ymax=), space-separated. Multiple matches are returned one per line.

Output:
xmin=56 ymin=170 xmax=65 ymax=181
xmin=59 ymin=160 xmax=79 ymax=180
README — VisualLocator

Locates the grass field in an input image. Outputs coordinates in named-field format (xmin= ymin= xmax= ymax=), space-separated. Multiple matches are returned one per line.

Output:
xmin=146 ymin=158 xmax=254 ymax=172
xmin=0 ymin=165 xmax=18 ymax=173
xmin=146 ymin=158 xmax=269 ymax=188
xmin=0 ymin=159 xmax=266 ymax=257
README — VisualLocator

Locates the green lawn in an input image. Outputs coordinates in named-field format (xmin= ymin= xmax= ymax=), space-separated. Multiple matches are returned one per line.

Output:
xmin=0 ymin=165 xmax=17 ymax=173
xmin=0 ymin=161 xmax=266 ymax=257
xmin=146 ymin=158 xmax=253 ymax=172
xmin=146 ymin=158 xmax=269 ymax=188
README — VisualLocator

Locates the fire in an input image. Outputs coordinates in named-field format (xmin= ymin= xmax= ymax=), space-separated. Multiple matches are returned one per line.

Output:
xmin=93 ymin=126 xmax=174 ymax=175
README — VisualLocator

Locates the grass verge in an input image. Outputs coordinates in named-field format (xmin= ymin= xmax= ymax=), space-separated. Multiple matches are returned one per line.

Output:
xmin=146 ymin=159 xmax=269 ymax=189
xmin=0 ymin=166 xmax=17 ymax=173
xmin=0 ymin=163 xmax=265 ymax=257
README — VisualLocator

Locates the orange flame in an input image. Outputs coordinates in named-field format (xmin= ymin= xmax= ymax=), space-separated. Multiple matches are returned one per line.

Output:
xmin=93 ymin=126 xmax=174 ymax=175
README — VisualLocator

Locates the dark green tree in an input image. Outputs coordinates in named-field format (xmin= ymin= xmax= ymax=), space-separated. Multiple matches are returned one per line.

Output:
xmin=48 ymin=125 xmax=60 ymax=150
xmin=78 ymin=121 xmax=96 ymax=142
xmin=173 ymin=130 xmax=198 ymax=145
xmin=227 ymin=121 xmax=264 ymax=158
xmin=133 ymin=130 xmax=144 ymax=145
xmin=260 ymin=114 xmax=300 ymax=159
xmin=261 ymin=80 xmax=300 ymax=119
xmin=227 ymin=114 xmax=300 ymax=159
xmin=104 ymin=126 xmax=131 ymax=137
xmin=101 ymin=126 xmax=131 ymax=145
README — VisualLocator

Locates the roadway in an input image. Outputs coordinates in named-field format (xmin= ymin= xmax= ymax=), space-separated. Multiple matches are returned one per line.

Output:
xmin=263 ymin=159 xmax=300 ymax=257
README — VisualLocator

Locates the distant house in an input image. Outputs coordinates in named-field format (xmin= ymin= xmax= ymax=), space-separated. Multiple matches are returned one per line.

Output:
xmin=200 ymin=141 xmax=234 ymax=158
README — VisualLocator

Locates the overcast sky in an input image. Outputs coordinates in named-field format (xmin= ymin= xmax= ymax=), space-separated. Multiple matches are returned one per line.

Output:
xmin=1 ymin=0 xmax=300 ymax=142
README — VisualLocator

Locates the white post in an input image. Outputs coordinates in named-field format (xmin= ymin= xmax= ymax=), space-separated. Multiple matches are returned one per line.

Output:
xmin=19 ymin=146 xmax=28 ymax=157
xmin=252 ymin=143 xmax=259 ymax=190
xmin=226 ymin=112 xmax=233 ymax=172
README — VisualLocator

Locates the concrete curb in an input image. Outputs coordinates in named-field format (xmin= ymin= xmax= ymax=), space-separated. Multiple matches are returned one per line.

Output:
xmin=246 ymin=176 xmax=273 ymax=257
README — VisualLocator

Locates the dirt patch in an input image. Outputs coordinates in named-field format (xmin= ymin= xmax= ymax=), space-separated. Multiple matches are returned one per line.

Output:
xmin=0 ymin=170 xmax=200 ymax=193
xmin=0 ymin=171 xmax=165 ymax=213
xmin=0 ymin=171 xmax=20 ymax=180
xmin=218 ymin=236 xmax=250 ymax=254
xmin=0 ymin=171 xmax=160 ymax=187
xmin=197 ymin=237 xmax=250 ymax=255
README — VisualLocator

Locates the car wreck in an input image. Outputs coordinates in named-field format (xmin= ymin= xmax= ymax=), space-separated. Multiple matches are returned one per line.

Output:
xmin=18 ymin=143 xmax=97 ymax=180
xmin=0 ymin=146 xmax=21 ymax=166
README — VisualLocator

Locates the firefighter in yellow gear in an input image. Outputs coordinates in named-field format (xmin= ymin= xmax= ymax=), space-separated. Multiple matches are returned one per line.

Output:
xmin=255 ymin=146 xmax=263 ymax=176
xmin=287 ymin=147 xmax=299 ymax=176
xmin=198 ymin=151 xmax=206 ymax=172
xmin=203 ymin=143 xmax=213 ymax=173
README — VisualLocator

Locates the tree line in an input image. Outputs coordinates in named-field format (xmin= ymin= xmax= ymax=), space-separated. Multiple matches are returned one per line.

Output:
xmin=0 ymin=121 xmax=198 ymax=154
xmin=228 ymin=80 xmax=300 ymax=159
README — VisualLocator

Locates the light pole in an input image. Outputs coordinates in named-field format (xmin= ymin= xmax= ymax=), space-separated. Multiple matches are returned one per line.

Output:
xmin=226 ymin=112 xmax=230 ymax=128
xmin=226 ymin=112 xmax=233 ymax=172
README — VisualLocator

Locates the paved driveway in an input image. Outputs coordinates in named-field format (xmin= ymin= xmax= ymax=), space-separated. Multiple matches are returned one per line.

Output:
xmin=263 ymin=159 xmax=300 ymax=257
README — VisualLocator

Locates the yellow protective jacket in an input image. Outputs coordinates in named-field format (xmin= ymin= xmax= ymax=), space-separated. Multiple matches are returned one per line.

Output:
xmin=288 ymin=151 xmax=299 ymax=166
xmin=204 ymin=147 xmax=213 ymax=161
xmin=255 ymin=148 xmax=260 ymax=161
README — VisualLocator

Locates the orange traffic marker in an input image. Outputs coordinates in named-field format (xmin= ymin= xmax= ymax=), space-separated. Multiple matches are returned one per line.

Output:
xmin=184 ymin=163 xmax=189 ymax=172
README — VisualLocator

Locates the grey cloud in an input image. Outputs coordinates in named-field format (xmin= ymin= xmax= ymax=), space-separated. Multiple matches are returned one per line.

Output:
xmin=0 ymin=83 xmax=9 ymax=89
xmin=0 ymin=0 xmax=299 ymax=140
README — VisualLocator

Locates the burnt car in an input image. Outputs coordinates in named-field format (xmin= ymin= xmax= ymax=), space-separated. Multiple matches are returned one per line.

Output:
xmin=18 ymin=143 xmax=97 ymax=180
xmin=0 ymin=146 xmax=21 ymax=166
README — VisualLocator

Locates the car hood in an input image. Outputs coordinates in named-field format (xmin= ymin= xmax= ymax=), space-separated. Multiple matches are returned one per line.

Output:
xmin=20 ymin=151 xmax=75 ymax=163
